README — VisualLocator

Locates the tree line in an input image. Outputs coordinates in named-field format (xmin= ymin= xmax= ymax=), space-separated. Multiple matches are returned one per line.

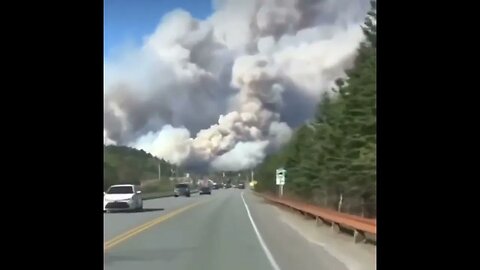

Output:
xmin=104 ymin=145 xmax=178 ymax=190
xmin=254 ymin=1 xmax=376 ymax=218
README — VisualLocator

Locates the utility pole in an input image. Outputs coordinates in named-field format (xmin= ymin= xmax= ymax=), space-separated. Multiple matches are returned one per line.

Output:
xmin=158 ymin=162 xmax=161 ymax=181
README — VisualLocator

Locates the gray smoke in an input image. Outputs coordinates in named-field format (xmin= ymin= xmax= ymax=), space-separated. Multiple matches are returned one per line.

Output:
xmin=104 ymin=0 xmax=370 ymax=171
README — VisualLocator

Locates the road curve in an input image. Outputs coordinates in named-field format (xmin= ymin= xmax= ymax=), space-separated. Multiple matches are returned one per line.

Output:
xmin=104 ymin=189 xmax=349 ymax=270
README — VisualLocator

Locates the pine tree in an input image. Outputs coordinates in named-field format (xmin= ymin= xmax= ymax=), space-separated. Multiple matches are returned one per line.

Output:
xmin=254 ymin=1 xmax=376 ymax=216
xmin=331 ymin=0 xmax=376 ymax=210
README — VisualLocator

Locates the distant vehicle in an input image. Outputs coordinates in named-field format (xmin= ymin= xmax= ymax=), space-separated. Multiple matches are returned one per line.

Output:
xmin=198 ymin=179 xmax=212 ymax=195
xmin=104 ymin=184 xmax=143 ymax=212
xmin=225 ymin=183 xmax=231 ymax=189
xmin=174 ymin=183 xmax=191 ymax=197
xmin=199 ymin=186 xmax=212 ymax=195
xmin=237 ymin=183 xmax=245 ymax=189
xmin=213 ymin=183 xmax=221 ymax=190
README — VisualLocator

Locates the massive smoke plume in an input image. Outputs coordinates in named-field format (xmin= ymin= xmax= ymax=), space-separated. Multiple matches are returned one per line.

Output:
xmin=104 ymin=0 xmax=370 ymax=171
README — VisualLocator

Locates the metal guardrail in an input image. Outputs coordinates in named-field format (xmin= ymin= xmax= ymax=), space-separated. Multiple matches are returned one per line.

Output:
xmin=257 ymin=192 xmax=376 ymax=244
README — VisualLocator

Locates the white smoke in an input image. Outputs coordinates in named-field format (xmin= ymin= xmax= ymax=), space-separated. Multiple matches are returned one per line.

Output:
xmin=132 ymin=125 xmax=192 ymax=165
xmin=211 ymin=141 xmax=269 ymax=171
xmin=104 ymin=130 xmax=117 ymax=146
xmin=105 ymin=0 xmax=370 ymax=171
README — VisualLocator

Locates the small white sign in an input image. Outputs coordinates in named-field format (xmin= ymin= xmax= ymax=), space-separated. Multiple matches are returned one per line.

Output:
xmin=276 ymin=168 xmax=286 ymax=185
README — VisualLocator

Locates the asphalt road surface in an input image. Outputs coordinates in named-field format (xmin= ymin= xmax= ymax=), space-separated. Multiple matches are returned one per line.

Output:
xmin=104 ymin=189 xmax=349 ymax=270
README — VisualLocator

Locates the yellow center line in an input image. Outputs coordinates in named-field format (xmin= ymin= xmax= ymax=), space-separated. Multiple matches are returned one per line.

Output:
xmin=104 ymin=200 xmax=208 ymax=251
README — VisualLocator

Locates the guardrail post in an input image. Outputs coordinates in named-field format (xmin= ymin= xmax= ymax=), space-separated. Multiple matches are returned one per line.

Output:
xmin=332 ymin=223 xmax=340 ymax=233
xmin=315 ymin=216 xmax=324 ymax=226
xmin=354 ymin=230 xmax=366 ymax=243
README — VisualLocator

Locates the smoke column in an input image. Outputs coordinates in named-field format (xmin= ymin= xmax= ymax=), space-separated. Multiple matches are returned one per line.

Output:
xmin=104 ymin=0 xmax=371 ymax=171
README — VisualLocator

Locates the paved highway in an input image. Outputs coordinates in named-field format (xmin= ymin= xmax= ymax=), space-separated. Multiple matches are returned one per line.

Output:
xmin=104 ymin=189 xmax=349 ymax=270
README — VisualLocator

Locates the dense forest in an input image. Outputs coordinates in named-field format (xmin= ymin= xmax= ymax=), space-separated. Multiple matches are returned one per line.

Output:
xmin=104 ymin=145 xmax=178 ymax=190
xmin=254 ymin=1 xmax=376 ymax=218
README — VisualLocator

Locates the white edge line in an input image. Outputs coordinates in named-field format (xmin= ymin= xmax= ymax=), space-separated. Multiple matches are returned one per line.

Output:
xmin=241 ymin=191 xmax=281 ymax=270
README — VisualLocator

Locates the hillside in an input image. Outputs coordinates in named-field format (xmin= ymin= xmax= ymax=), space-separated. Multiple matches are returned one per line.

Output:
xmin=103 ymin=145 xmax=176 ymax=190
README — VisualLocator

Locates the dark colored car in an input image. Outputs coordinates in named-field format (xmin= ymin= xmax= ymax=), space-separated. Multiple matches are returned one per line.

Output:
xmin=213 ymin=183 xmax=221 ymax=190
xmin=237 ymin=183 xmax=245 ymax=189
xmin=174 ymin=183 xmax=190 ymax=197
xmin=199 ymin=186 xmax=212 ymax=195
xmin=225 ymin=183 xmax=231 ymax=189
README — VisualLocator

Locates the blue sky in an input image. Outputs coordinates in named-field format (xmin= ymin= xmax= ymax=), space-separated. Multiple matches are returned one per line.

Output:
xmin=104 ymin=0 xmax=213 ymax=59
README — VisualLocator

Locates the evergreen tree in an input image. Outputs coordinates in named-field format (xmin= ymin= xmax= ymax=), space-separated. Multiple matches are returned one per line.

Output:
xmin=254 ymin=1 xmax=376 ymax=216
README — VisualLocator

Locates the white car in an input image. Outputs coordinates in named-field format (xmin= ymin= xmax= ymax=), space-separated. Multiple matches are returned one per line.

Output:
xmin=104 ymin=184 xmax=143 ymax=212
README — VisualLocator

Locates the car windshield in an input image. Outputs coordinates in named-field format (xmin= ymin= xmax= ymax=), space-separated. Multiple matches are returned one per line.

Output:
xmin=175 ymin=184 xmax=188 ymax=189
xmin=107 ymin=186 xmax=133 ymax=194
